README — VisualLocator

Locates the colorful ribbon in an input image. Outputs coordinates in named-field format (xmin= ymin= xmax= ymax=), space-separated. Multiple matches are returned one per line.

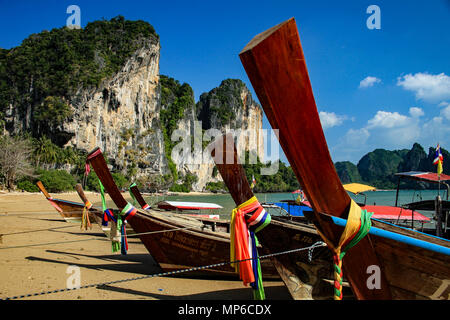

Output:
xmin=97 ymin=178 xmax=137 ymax=254
xmin=230 ymin=196 xmax=271 ymax=300
xmin=80 ymin=205 xmax=92 ymax=230
xmin=315 ymin=199 xmax=373 ymax=300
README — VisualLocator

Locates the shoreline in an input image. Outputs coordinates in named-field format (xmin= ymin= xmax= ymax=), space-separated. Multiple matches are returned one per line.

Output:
xmin=0 ymin=191 xmax=290 ymax=300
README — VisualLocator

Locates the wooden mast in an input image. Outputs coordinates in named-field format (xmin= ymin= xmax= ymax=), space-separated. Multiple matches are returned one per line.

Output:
xmin=239 ymin=18 xmax=391 ymax=299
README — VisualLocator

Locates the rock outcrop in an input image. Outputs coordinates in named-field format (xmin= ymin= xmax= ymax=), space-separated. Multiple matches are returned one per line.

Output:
xmin=63 ymin=37 xmax=167 ymax=177
xmin=1 ymin=18 xmax=265 ymax=191
xmin=173 ymin=79 xmax=264 ymax=191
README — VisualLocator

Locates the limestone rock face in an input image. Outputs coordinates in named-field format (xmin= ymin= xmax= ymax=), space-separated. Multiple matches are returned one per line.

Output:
xmin=172 ymin=79 xmax=264 ymax=191
xmin=63 ymin=38 xmax=168 ymax=177
xmin=2 ymin=28 xmax=264 ymax=191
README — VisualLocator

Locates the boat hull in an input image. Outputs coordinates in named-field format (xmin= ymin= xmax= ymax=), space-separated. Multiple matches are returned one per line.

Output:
xmin=371 ymin=219 xmax=450 ymax=299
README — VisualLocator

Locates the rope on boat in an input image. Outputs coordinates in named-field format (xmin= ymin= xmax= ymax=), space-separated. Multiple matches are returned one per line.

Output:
xmin=1 ymin=241 xmax=327 ymax=300
xmin=315 ymin=199 xmax=372 ymax=300
xmin=0 ymin=211 xmax=89 ymax=216
xmin=1 ymin=224 xmax=78 ymax=237
xmin=0 ymin=226 xmax=195 ymax=250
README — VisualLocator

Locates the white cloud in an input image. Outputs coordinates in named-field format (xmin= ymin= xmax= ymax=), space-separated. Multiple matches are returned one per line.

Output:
xmin=397 ymin=72 xmax=450 ymax=102
xmin=409 ymin=107 xmax=424 ymax=118
xmin=344 ymin=127 xmax=370 ymax=145
xmin=334 ymin=109 xmax=422 ymax=162
xmin=319 ymin=111 xmax=347 ymax=129
xmin=366 ymin=110 xmax=410 ymax=129
xmin=438 ymin=101 xmax=449 ymax=108
xmin=359 ymin=76 xmax=381 ymax=88
xmin=440 ymin=105 xmax=450 ymax=121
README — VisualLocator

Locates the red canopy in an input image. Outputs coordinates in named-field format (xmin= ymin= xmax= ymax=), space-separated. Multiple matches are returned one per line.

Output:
xmin=395 ymin=171 xmax=450 ymax=183
xmin=301 ymin=201 xmax=430 ymax=222
xmin=361 ymin=205 xmax=430 ymax=222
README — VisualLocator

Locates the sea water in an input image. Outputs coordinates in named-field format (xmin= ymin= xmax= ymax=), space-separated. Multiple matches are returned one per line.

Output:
xmin=148 ymin=189 xmax=448 ymax=223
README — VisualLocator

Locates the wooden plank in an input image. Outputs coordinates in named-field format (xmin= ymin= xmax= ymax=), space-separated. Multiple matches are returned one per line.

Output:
xmin=239 ymin=18 xmax=391 ymax=299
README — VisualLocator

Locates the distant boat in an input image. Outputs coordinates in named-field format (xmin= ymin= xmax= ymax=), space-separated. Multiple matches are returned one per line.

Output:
xmin=262 ymin=200 xmax=313 ymax=219
xmin=393 ymin=171 xmax=450 ymax=238
xmin=156 ymin=200 xmax=222 ymax=219
xmin=342 ymin=182 xmax=431 ymax=229
xmin=36 ymin=181 xmax=113 ymax=236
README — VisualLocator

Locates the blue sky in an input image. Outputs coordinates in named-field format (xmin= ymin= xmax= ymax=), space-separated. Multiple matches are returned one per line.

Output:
xmin=1 ymin=0 xmax=449 ymax=164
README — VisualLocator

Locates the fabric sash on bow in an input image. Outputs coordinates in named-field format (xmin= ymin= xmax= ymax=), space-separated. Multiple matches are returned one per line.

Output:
xmin=97 ymin=178 xmax=137 ymax=254
xmin=116 ymin=202 xmax=137 ymax=255
xmin=80 ymin=199 xmax=92 ymax=230
xmin=230 ymin=196 xmax=271 ymax=300
xmin=315 ymin=199 xmax=373 ymax=300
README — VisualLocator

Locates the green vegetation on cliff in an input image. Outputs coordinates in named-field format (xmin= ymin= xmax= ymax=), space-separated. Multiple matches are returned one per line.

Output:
xmin=159 ymin=74 xmax=196 ymax=185
xmin=243 ymin=152 xmax=300 ymax=193
xmin=196 ymin=79 xmax=247 ymax=128
xmin=335 ymin=143 xmax=450 ymax=189
xmin=0 ymin=15 xmax=158 ymax=139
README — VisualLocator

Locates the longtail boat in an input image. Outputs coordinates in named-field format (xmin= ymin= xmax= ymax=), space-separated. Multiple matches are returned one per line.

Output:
xmin=85 ymin=148 xmax=279 ymax=278
xmin=36 ymin=181 xmax=111 ymax=232
xmin=238 ymin=18 xmax=450 ymax=299
xmin=129 ymin=182 xmax=221 ymax=219
xmin=211 ymin=134 xmax=353 ymax=299
xmin=314 ymin=183 xmax=431 ymax=228
xmin=394 ymin=171 xmax=450 ymax=238
xmin=36 ymin=181 xmax=95 ymax=224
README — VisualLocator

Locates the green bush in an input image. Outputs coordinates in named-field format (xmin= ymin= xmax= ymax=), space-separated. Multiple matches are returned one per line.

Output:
xmin=112 ymin=172 xmax=127 ymax=190
xmin=16 ymin=179 xmax=39 ymax=192
xmin=169 ymin=173 xmax=198 ymax=192
xmin=205 ymin=181 xmax=227 ymax=193
xmin=85 ymin=171 xmax=101 ymax=192
xmin=37 ymin=169 xmax=76 ymax=192
xmin=84 ymin=171 xmax=128 ymax=192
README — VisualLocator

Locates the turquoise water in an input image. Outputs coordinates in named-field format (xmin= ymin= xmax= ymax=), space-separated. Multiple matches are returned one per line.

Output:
xmin=138 ymin=189 xmax=447 ymax=221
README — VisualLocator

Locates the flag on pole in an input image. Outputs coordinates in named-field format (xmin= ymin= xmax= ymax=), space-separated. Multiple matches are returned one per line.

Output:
xmin=250 ymin=175 xmax=256 ymax=189
xmin=433 ymin=144 xmax=443 ymax=176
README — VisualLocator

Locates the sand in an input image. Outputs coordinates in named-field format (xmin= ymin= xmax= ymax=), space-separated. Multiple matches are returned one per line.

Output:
xmin=0 ymin=191 xmax=290 ymax=300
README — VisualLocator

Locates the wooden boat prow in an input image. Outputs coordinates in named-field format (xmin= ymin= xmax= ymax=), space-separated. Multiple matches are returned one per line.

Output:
xmin=239 ymin=18 xmax=450 ymax=299
xmin=85 ymin=148 xmax=279 ymax=279
xmin=211 ymin=133 xmax=352 ymax=299
xmin=239 ymin=17 xmax=389 ymax=299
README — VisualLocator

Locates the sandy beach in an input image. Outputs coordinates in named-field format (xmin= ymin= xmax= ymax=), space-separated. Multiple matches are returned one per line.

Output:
xmin=0 ymin=191 xmax=290 ymax=300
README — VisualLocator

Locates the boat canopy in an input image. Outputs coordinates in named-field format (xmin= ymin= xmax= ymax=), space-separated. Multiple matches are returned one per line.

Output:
xmin=157 ymin=201 xmax=223 ymax=211
xmin=343 ymin=183 xmax=376 ymax=194
xmin=395 ymin=171 xmax=450 ymax=183
xmin=301 ymin=200 xmax=429 ymax=222
xmin=362 ymin=205 xmax=430 ymax=222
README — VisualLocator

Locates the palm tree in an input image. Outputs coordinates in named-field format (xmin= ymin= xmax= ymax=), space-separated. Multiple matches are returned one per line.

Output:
xmin=33 ymin=136 xmax=58 ymax=169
